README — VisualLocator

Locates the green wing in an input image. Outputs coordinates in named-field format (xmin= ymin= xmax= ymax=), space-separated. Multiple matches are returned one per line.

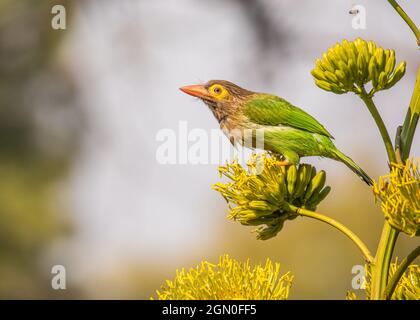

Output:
xmin=244 ymin=95 xmax=333 ymax=138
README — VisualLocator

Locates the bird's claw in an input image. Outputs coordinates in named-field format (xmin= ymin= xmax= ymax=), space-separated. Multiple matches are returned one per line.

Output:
xmin=276 ymin=160 xmax=291 ymax=166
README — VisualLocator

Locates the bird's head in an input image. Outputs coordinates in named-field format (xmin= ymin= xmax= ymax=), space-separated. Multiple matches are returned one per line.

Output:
xmin=180 ymin=80 xmax=253 ymax=110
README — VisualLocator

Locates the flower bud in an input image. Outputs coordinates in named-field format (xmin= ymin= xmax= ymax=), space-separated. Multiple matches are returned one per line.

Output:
xmin=311 ymin=38 xmax=406 ymax=96
xmin=213 ymin=153 xmax=332 ymax=240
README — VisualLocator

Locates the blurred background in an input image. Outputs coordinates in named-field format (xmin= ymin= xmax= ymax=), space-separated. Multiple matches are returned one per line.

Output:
xmin=0 ymin=0 xmax=419 ymax=299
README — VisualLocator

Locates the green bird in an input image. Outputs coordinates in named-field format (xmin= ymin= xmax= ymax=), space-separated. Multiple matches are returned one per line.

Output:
xmin=180 ymin=80 xmax=372 ymax=185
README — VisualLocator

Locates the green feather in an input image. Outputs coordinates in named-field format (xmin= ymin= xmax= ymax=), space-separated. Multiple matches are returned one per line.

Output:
xmin=244 ymin=95 xmax=334 ymax=138
xmin=242 ymin=94 xmax=372 ymax=185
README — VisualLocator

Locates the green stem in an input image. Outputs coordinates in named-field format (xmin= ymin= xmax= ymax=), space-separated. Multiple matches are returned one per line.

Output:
xmin=358 ymin=6 xmax=418 ymax=299
xmin=287 ymin=205 xmax=374 ymax=263
xmin=387 ymin=0 xmax=420 ymax=47
xmin=359 ymin=89 xmax=397 ymax=164
xmin=369 ymin=67 xmax=419 ymax=300
xmin=383 ymin=246 xmax=420 ymax=299
xmin=401 ymin=65 xmax=420 ymax=161
xmin=358 ymin=88 xmax=400 ymax=299
xmin=371 ymin=224 xmax=399 ymax=299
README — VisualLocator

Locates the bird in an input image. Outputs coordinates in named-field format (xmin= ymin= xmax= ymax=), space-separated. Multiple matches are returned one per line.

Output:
xmin=180 ymin=80 xmax=373 ymax=185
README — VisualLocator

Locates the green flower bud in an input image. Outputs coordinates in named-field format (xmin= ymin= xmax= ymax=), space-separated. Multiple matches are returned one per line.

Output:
xmin=374 ymin=48 xmax=385 ymax=72
xmin=316 ymin=186 xmax=332 ymax=204
xmin=311 ymin=38 xmax=406 ymax=96
xmin=286 ymin=165 xmax=298 ymax=197
xmin=311 ymin=68 xmax=327 ymax=81
xmin=335 ymin=70 xmax=347 ymax=85
xmin=378 ymin=71 xmax=388 ymax=89
xmin=304 ymin=170 xmax=326 ymax=202
xmin=368 ymin=56 xmax=378 ymax=84
xmin=357 ymin=51 xmax=368 ymax=83
xmin=367 ymin=40 xmax=377 ymax=55
xmin=384 ymin=50 xmax=396 ymax=75
xmin=324 ymin=70 xmax=339 ymax=84
xmin=213 ymin=153 xmax=331 ymax=240
xmin=315 ymin=80 xmax=333 ymax=91
xmin=384 ymin=61 xmax=406 ymax=89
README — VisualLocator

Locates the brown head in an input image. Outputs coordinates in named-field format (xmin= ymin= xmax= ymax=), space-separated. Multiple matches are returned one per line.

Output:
xmin=180 ymin=80 xmax=254 ymax=122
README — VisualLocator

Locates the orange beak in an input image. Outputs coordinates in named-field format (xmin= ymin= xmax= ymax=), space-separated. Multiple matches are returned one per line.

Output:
xmin=179 ymin=85 xmax=210 ymax=100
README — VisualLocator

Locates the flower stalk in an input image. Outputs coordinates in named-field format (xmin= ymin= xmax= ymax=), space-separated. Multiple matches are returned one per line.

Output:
xmin=359 ymin=85 xmax=399 ymax=300
xmin=371 ymin=225 xmax=399 ymax=299
xmin=286 ymin=204 xmax=374 ymax=263
xmin=370 ymin=65 xmax=420 ymax=299
xmin=359 ymin=88 xmax=397 ymax=163
xmin=401 ymin=66 xmax=420 ymax=161
xmin=360 ymin=90 xmax=400 ymax=300
xmin=387 ymin=0 xmax=420 ymax=47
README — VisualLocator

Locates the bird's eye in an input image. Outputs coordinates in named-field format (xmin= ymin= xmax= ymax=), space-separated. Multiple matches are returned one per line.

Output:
xmin=209 ymin=84 xmax=228 ymax=100
xmin=213 ymin=87 xmax=222 ymax=94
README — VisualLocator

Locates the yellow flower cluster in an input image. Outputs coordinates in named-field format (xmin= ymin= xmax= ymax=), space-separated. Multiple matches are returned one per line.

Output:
xmin=213 ymin=153 xmax=331 ymax=240
xmin=312 ymin=38 xmax=406 ymax=96
xmin=154 ymin=254 xmax=293 ymax=300
xmin=348 ymin=260 xmax=419 ymax=300
xmin=391 ymin=263 xmax=420 ymax=300
xmin=373 ymin=158 xmax=420 ymax=237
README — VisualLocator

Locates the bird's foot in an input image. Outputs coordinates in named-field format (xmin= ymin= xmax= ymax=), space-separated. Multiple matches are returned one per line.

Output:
xmin=275 ymin=160 xmax=291 ymax=166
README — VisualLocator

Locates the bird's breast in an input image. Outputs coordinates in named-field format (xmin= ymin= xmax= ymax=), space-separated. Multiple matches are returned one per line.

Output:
xmin=220 ymin=117 xmax=260 ymax=147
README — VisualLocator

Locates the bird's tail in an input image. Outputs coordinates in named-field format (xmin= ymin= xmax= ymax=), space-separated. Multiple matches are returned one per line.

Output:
xmin=332 ymin=150 xmax=373 ymax=186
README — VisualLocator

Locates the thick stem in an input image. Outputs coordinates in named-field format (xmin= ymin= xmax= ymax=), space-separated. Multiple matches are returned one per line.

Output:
xmin=359 ymin=89 xmax=397 ymax=164
xmin=358 ymin=6 xmax=418 ymax=299
xmin=371 ymin=224 xmax=399 ymax=299
xmin=387 ymin=0 xmax=420 ymax=47
xmin=358 ymin=88 xmax=400 ymax=299
xmin=383 ymin=246 xmax=420 ymax=299
xmin=369 ymin=67 xmax=419 ymax=299
xmin=401 ymin=65 xmax=420 ymax=161
xmin=287 ymin=205 xmax=374 ymax=263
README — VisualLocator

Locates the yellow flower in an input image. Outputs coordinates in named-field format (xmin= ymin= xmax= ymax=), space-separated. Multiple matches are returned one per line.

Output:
xmin=312 ymin=38 xmax=406 ymax=97
xmin=213 ymin=153 xmax=331 ymax=240
xmin=348 ymin=260 xmax=420 ymax=300
xmin=154 ymin=254 xmax=293 ymax=300
xmin=391 ymin=263 xmax=420 ymax=300
xmin=373 ymin=158 xmax=420 ymax=237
